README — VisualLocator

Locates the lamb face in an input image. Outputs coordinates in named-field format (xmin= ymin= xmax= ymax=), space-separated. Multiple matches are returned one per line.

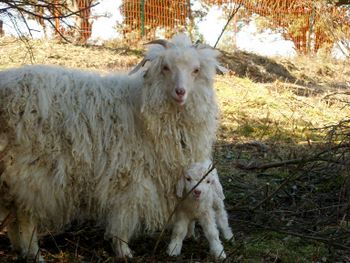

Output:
xmin=183 ymin=165 xmax=213 ymax=201
xmin=176 ymin=161 xmax=220 ymax=202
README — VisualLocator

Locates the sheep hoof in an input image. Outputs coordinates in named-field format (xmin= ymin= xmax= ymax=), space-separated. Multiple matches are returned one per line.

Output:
xmin=118 ymin=249 xmax=133 ymax=258
xmin=18 ymin=253 xmax=45 ymax=263
xmin=115 ymin=245 xmax=133 ymax=258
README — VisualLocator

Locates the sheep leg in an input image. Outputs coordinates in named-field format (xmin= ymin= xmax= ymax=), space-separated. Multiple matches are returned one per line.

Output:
xmin=167 ymin=214 xmax=189 ymax=256
xmin=0 ymin=207 xmax=21 ymax=252
xmin=109 ymin=212 xmax=137 ymax=258
xmin=11 ymin=212 xmax=43 ymax=261
xmin=1 ymin=210 xmax=35 ymax=258
xmin=2 ymin=210 xmax=43 ymax=261
xmin=198 ymin=211 xmax=226 ymax=259
xmin=215 ymin=200 xmax=234 ymax=242
xmin=7 ymin=220 xmax=21 ymax=253
xmin=110 ymin=222 xmax=135 ymax=258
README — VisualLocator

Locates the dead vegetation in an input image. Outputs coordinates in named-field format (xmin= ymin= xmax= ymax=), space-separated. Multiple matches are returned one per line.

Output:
xmin=1 ymin=37 xmax=350 ymax=262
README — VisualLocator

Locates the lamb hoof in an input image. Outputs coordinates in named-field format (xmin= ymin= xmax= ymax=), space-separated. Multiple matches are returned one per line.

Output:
xmin=225 ymin=234 xmax=235 ymax=244
xmin=167 ymin=244 xmax=181 ymax=256
xmin=219 ymin=251 xmax=226 ymax=259
xmin=211 ymin=249 xmax=226 ymax=259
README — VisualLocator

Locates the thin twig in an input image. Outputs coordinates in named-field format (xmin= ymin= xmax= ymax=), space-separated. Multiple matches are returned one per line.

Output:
xmin=251 ymin=172 xmax=303 ymax=211
xmin=235 ymin=157 xmax=317 ymax=170
xmin=214 ymin=4 xmax=242 ymax=48
xmin=236 ymin=143 xmax=350 ymax=171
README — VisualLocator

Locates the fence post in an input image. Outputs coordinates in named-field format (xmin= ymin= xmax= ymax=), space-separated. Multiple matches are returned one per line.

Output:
xmin=0 ymin=20 xmax=3 ymax=36
xmin=141 ymin=0 xmax=145 ymax=37
xmin=307 ymin=5 xmax=315 ymax=55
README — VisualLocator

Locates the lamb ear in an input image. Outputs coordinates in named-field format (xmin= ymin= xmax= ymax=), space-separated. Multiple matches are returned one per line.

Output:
xmin=176 ymin=177 xmax=185 ymax=198
xmin=211 ymin=168 xmax=225 ymax=200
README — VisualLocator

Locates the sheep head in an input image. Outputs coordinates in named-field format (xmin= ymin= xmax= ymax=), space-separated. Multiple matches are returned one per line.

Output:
xmin=131 ymin=34 xmax=222 ymax=107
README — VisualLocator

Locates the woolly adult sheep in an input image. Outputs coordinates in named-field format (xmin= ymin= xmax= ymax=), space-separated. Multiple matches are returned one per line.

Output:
xmin=0 ymin=34 xmax=221 ymax=260
xmin=168 ymin=160 xmax=233 ymax=259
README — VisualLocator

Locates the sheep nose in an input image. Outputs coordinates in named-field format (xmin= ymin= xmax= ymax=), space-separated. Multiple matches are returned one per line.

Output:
xmin=193 ymin=189 xmax=201 ymax=196
xmin=175 ymin=87 xmax=186 ymax=96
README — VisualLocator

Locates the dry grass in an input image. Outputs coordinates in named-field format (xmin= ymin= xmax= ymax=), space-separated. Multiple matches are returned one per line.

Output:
xmin=0 ymin=37 xmax=140 ymax=72
xmin=1 ymin=37 xmax=350 ymax=262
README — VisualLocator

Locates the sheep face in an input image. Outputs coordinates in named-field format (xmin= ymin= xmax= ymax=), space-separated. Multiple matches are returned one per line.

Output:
xmin=136 ymin=33 xmax=221 ymax=108
xmin=160 ymin=48 xmax=201 ymax=106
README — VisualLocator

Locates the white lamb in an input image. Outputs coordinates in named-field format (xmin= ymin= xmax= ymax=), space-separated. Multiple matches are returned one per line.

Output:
xmin=168 ymin=160 xmax=234 ymax=259
xmin=0 ymin=34 xmax=222 ymax=260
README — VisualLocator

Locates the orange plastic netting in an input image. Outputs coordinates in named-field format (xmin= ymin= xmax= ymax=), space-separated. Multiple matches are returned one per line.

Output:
xmin=204 ymin=0 xmax=348 ymax=53
xmin=34 ymin=0 xmax=92 ymax=42
xmin=76 ymin=0 xmax=93 ymax=42
xmin=120 ymin=0 xmax=190 ymax=41
xmin=39 ymin=0 xmax=348 ymax=53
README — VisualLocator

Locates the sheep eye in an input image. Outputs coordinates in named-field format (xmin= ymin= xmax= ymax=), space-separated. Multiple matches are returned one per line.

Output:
xmin=186 ymin=177 xmax=191 ymax=182
xmin=206 ymin=180 xmax=210 ymax=184
xmin=163 ymin=65 xmax=170 ymax=72
xmin=193 ymin=68 xmax=200 ymax=74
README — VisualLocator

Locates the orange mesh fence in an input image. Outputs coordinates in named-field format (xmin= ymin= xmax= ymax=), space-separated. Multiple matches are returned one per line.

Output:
xmin=205 ymin=0 xmax=349 ymax=54
xmin=36 ymin=0 xmax=348 ymax=52
xmin=120 ymin=0 xmax=190 ymax=42
xmin=76 ymin=0 xmax=93 ymax=43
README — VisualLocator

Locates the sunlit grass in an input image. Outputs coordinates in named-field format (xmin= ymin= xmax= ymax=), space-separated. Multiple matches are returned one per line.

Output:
xmin=215 ymin=76 xmax=350 ymax=144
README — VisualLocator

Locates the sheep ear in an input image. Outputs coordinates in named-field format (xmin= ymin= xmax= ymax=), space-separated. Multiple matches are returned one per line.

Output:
xmin=176 ymin=177 xmax=185 ymax=198
xmin=211 ymin=169 xmax=225 ymax=200
xmin=130 ymin=40 xmax=172 ymax=75
xmin=195 ymin=45 xmax=225 ymax=75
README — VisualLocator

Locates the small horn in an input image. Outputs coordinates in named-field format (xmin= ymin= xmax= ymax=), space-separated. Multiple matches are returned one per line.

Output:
xmin=194 ymin=43 xmax=213 ymax=49
xmin=145 ymin=39 xmax=173 ymax=48
xmin=193 ymin=39 xmax=201 ymax=47
xmin=128 ymin=58 xmax=149 ymax=75
xmin=216 ymin=64 xmax=229 ymax=75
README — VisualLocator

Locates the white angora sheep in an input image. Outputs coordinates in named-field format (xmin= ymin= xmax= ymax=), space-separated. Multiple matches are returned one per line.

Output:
xmin=167 ymin=160 xmax=233 ymax=259
xmin=0 ymin=34 xmax=221 ymax=260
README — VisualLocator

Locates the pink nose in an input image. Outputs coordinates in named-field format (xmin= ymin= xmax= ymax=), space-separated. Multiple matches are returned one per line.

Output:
xmin=175 ymin=88 xmax=186 ymax=97
xmin=193 ymin=189 xmax=201 ymax=196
